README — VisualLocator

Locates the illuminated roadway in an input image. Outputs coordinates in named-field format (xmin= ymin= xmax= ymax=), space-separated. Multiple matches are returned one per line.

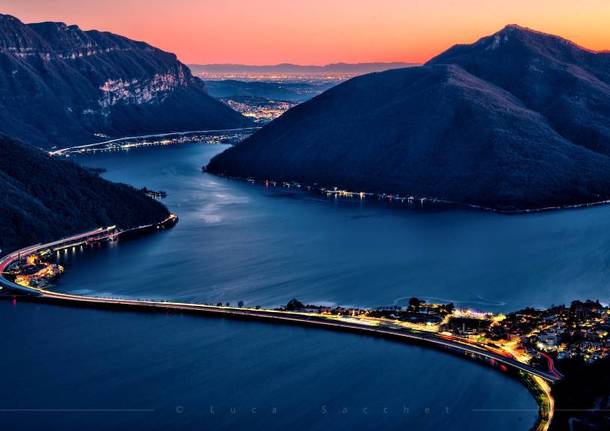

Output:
xmin=0 ymin=226 xmax=117 ymax=295
xmin=0 ymin=231 xmax=561 ymax=385
xmin=35 ymin=292 xmax=563 ymax=383
xmin=48 ymin=127 xmax=261 ymax=157
xmin=0 ymin=219 xmax=559 ymax=431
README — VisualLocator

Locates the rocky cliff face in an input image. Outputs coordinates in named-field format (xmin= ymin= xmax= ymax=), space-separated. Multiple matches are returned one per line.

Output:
xmin=0 ymin=14 xmax=250 ymax=148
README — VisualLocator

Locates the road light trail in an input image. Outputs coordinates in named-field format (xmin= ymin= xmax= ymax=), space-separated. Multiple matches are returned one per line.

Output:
xmin=48 ymin=127 xmax=260 ymax=156
xmin=0 ymin=220 xmax=556 ymax=429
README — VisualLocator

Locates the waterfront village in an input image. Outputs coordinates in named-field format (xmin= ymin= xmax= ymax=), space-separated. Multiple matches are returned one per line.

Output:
xmin=248 ymin=179 xmax=435 ymax=207
xmin=57 ymin=129 xmax=254 ymax=157
xmin=5 ymin=252 xmax=64 ymax=290
xmin=279 ymin=298 xmax=610 ymax=367
xmin=3 ymin=248 xmax=609 ymax=372
xmin=224 ymin=98 xmax=296 ymax=123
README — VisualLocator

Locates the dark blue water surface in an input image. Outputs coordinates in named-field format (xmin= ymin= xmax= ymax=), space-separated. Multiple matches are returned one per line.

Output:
xmin=8 ymin=142 xmax=609 ymax=430
xmin=62 ymin=145 xmax=610 ymax=311
xmin=1 ymin=302 xmax=535 ymax=431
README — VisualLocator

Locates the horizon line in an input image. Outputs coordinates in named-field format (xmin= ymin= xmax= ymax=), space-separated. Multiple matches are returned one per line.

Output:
xmin=188 ymin=61 xmax=420 ymax=68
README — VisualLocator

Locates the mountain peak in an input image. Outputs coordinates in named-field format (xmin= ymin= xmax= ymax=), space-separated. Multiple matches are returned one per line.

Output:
xmin=0 ymin=14 xmax=73 ymax=31
xmin=428 ymin=24 xmax=604 ymax=70
xmin=498 ymin=24 xmax=535 ymax=33
xmin=207 ymin=26 xmax=610 ymax=211
xmin=0 ymin=13 xmax=22 ymax=22
xmin=495 ymin=24 xmax=556 ymax=40
xmin=0 ymin=14 xmax=25 ymax=28
xmin=472 ymin=24 xmax=564 ymax=49
xmin=493 ymin=24 xmax=578 ymax=46
xmin=500 ymin=23 xmax=533 ymax=32
xmin=32 ymin=20 xmax=80 ymax=32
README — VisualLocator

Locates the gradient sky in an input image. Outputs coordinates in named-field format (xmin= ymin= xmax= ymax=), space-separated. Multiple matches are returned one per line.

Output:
xmin=1 ymin=0 xmax=608 ymax=65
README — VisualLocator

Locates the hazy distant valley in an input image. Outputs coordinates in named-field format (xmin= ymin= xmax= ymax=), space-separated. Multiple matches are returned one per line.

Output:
xmin=203 ymin=79 xmax=338 ymax=122
xmin=191 ymin=62 xmax=415 ymax=122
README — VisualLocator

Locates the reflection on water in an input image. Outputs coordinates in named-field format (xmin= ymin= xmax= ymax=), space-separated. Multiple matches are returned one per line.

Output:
xmin=59 ymin=143 xmax=610 ymax=312
xmin=0 ymin=301 xmax=537 ymax=431
xmin=7 ymin=141 xmax=607 ymax=430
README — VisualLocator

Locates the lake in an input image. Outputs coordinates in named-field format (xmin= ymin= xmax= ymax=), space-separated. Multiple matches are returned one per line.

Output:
xmin=63 ymin=144 xmax=610 ymax=312
xmin=7 ymin=141 xmax=608 ymax=430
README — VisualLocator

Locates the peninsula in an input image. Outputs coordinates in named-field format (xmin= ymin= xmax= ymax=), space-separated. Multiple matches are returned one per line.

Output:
xmin=207 ymin=26 xmax=610 ymax=212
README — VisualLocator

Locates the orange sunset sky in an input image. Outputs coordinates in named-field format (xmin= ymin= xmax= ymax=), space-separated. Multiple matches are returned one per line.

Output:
xmin=1 ymin=0 xmax=608 ymax=65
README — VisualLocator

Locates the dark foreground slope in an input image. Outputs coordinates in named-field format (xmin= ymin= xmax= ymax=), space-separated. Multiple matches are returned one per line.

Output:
xmin=207 ymin=26 xmax=610 ymax=211
xmin=0 ymin=14 xmax=250 ymax=149
xmin=0 ymin=135 xmax=169 ymax=252
xmin=550 ymin=358 xmax=610 ymax=430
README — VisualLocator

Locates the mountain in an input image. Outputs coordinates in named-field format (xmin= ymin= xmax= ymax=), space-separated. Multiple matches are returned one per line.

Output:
xmin=428 ymin=24 xmax=610 ymax=156
xmin=206 ymin=26 xmax=610 ymax=211
xmin=189 ymin=62 xmax=415 ymax=76
xmin=0 ymin=134 xmax=170 ymax=252
xmin=205 ymin=80 xmax=337 ymax=103
xmin=0 ymin=14 xmax=250 ymax=149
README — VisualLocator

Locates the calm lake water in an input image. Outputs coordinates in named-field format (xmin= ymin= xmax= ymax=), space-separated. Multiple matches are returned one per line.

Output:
xmin=6 ymin=142 xmax=609 ymax=430
xmin=66 ymin=144 xmax=610 ymax=311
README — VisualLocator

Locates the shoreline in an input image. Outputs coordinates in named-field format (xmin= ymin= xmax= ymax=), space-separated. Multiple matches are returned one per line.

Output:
xmin=205 ymin=172 xmax=610 ymax=216
xmin=0 ymin=219 xmax=554 ymax=431
xmin=4 ymin=292 xmax=552 ymax=430
xmin=50 ymin=132 xmax=609 ymax=216
xmin=48 ymin=128 xmax=260 ymax=157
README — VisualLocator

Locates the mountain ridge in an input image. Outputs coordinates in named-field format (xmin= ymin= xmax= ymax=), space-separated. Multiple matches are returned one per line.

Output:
xmin=206 ymin=26 xmax=610 ymax=211
xmin=427 ymin=25 xmax=610 ymax=157
xmin=189 ymin=62 xmax=415 ymax=75
xmin=0 ymin=14 xmax=251 ymax=149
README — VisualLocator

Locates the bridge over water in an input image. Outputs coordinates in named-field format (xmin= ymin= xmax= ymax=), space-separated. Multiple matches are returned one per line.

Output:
xmin=0 ymin=223 xmax=561 ymax=384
